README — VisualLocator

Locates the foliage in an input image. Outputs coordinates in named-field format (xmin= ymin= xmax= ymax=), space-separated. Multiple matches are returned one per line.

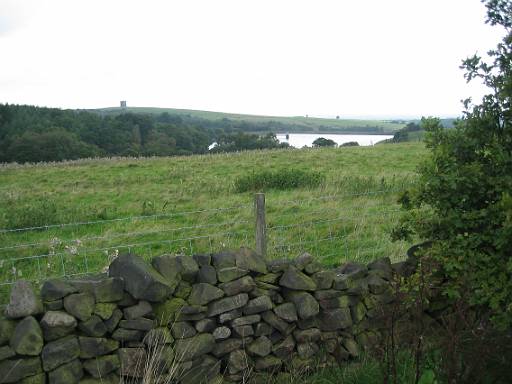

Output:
xmin=395 ymin=0 xmax=512 ymax=327
xmin=234 ymin=168 xmax=324 ymax=193
xmin=391 ymin=122 xmax=422 ymax=143
xmin=340 ymin=141 xmax=360 ymax=147
xmin=0 ymin=105 xmax=218 ymax=162
xmin=209 ymin=132 xmax=290 ymax=153
xmin=312 ymin=137 xmax=337 ymax=147
xmin=0 ymin=103 xmax=408 ymax=163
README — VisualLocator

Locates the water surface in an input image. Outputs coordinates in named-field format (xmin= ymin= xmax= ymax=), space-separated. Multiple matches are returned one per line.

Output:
xmin=276 ymin=133 xmax=393 ymax=148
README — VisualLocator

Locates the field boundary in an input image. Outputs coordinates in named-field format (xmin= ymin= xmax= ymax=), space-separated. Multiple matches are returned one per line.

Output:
xmin=0 ymin=189 xmax=410 ymax=302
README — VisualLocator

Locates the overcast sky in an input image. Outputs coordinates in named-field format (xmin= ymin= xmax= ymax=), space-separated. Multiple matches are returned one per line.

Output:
xmin=0 ymin=0 xmax=505 ymax=118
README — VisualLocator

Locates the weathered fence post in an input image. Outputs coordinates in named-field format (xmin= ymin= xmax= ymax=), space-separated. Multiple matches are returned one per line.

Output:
xmin=255 ymin=193 xmax=266 ymax=258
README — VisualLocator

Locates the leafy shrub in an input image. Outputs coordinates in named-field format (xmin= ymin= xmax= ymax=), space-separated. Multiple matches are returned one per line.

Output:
xmin=210 ymin=132 xmax=290 ymax=153
xmin=234 ymin=169 xmax=324 ymax=193
xmin=340 ymin=141 xmax=360 ymax=147
xmin=312 ymin=137 xmax=337 ymax=147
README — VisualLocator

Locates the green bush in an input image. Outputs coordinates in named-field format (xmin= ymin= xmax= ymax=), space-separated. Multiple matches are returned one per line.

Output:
xmin=234 ymin=169 xmax=324 ymax=193
xmin=340 ymin=141 xmax=360 ymax=147
xmin=395 ymin=0 xmax=512 ymax=327
xmin=312 ymin=137 xmax=337 ymax=147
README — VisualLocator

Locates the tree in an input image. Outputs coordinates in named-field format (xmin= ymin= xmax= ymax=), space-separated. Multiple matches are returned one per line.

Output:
xmin=312 ymin=137 xmax=337 ymax=147
xmin=210 ymin=132 xmax=289 ymax=153
xmin=5 ymin=129 xmax=101 ymax=163
xmin=395 ymin=0 xmax=512 ymax=327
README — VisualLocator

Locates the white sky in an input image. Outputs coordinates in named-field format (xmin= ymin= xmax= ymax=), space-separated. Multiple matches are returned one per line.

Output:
xmin=0 ymin=0 xmax=505 ymax=118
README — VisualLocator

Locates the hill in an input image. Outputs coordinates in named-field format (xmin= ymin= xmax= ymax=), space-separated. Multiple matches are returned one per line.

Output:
xmin=92 ymin=106 xmax=406 ymax=134
xmin=0 ymin=104 xmax=286 ymax=163
xmin=0 ymin=104 xmax=407 ymax=163
xmin=379 ymin=118 xmax=458 ymax=144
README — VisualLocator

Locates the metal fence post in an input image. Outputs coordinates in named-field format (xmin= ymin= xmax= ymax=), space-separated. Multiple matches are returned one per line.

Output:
xmin=255 ymin=193 xmax=266 ymax=258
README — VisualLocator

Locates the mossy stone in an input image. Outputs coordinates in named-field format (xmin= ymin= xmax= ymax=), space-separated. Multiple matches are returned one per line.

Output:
xmin=19 ymin=372 xmax=46 ymax=384
xmin=0 ymin=357 xmax=43 ymax=383
xmin=78 ymin=373 xmax=118 ymax=384
xmin=318 ymin=308 xmax=352 ymax=331
xmin=0 ymin=345 xmax=15 ymax=361
xmin=188 ymin=283 xmax=224 ymax=305
xmin=350 ymin=301 xmax=367 ymax=323
xmin=311 ymin=270 xmax=335 ymax=289
xmin=197 ymin=265 xmax=217 ymax=284
xmin=228 ymin=349 xmax=252 ymax=374
xmin=207 ymin=293 xmax=249 ymax=317
xmin=94 ymin=303 xmax=117 ymax=320
xmin=63 ymin=293 xmax=95 ymax=322
xmin=219 ymin=275 xmax=255 ymax=296
xmin=42 ymin=335 xmax=80 ymax=371
xmin=284 ymin=291 xmax=319 ymax=319
xmin=10 ymin=316 xmax=43 ymax=356
xmin=5 ymin=280 xmax=43 ymax=319
xmin=274 ymin=303 xmax=298 ymax=322
xmin=83 ymin=354 xmax=119 ymax=378
xmin=104 ymin=309 xmax=123 ymax=332
xmin=40 ymin=310 xmax=77 ymax=341
xmin=175 ymin=333 xmax=215 ymax=360
xmin=48 ymin=359 xmax=83 ymax=384
xmin=234 ymin=247 xmax=267 ymax=274
xmin=143 ymin=327 xmax=173 ymax=346
xmin=0 ymin=317 xmax=16 ymax=345
xmin=174 ymin=280 xmax=193 ymax=299
xmin=247 ymin=336 xmax=272 ymax=357
xmin=279 ymin=267 xmax=317 ymax=291
xmin=78 ymin=315 xmax=107 ymax=337
xmin=78 ymin=337 xmax=119 ymax=359
xmin=153 ymin=297 xmax=186 ymax=325
xmin=217 ymin=267 xmax=248 ymax=283
xmin=41 ymin=279 xmax=77 ymax=301
xmin=109 ymin=253 xmax=173 ymax=302
xmin=254 ymin=355 xmax=282 ymax=372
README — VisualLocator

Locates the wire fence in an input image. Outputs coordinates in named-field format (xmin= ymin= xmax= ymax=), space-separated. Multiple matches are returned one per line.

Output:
xmin=0 ymin=188 xmax=411 ymax=304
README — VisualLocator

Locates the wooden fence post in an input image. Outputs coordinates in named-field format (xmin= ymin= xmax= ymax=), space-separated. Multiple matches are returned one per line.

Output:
xmin=255 ymin=193 xmax=266 ymax=258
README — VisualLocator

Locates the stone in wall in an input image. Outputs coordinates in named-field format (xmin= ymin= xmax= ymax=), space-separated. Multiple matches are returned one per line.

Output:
xmin=0 ymin=247 xmax=404 ymax=383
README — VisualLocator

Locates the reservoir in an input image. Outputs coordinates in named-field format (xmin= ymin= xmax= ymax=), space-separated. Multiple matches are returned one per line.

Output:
xmin=276 ymin=133 xmax=393 ymax=148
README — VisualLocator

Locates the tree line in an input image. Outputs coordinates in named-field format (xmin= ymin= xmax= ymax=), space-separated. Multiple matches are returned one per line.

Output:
xmin=0 ymin=104 xmax=289 ymax=163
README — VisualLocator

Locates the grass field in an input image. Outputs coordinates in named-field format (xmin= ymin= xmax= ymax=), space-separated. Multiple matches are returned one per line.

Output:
xmin=93 ymin=106 xmax=406 ymax=134
xmin=0 ymin=142 xmax=426 ymax=301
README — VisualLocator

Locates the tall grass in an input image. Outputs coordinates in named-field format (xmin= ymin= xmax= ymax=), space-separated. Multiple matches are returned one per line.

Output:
xmin=255 ymin=351 xmax=422 ymax=384
xmin=234 ymin=169 xmax=324 ymax=193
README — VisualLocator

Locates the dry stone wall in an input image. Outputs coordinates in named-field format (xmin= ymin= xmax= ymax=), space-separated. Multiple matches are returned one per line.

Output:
xmin=0 ymin=247 xmax=404 ymax=383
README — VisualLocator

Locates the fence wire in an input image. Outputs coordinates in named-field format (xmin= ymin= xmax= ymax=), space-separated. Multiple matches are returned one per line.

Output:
xmin=265 ymin=191 xmax=409 ymax=265
xmin=0 ymin=189 xmax=411 ymax=304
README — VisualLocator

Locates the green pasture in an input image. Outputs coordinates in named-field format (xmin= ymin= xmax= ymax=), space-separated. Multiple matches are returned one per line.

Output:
xmin=0 ymin=142 xmax=426 ymax=302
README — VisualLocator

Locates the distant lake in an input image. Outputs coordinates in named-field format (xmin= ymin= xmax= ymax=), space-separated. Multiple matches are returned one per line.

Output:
xmin=276 ymin=133 xmax=393 ymax=148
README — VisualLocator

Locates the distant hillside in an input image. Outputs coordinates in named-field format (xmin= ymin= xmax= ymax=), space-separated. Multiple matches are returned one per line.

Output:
xmin=0 ymin=104 xmax=286 ymax=163
xmin=0 ymin=103 xmax=436 ymax=163
xmin=91 ymin=106 xmax=406 ymax=134
xmin=379 ymin=118 xmax=458 ymax=144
